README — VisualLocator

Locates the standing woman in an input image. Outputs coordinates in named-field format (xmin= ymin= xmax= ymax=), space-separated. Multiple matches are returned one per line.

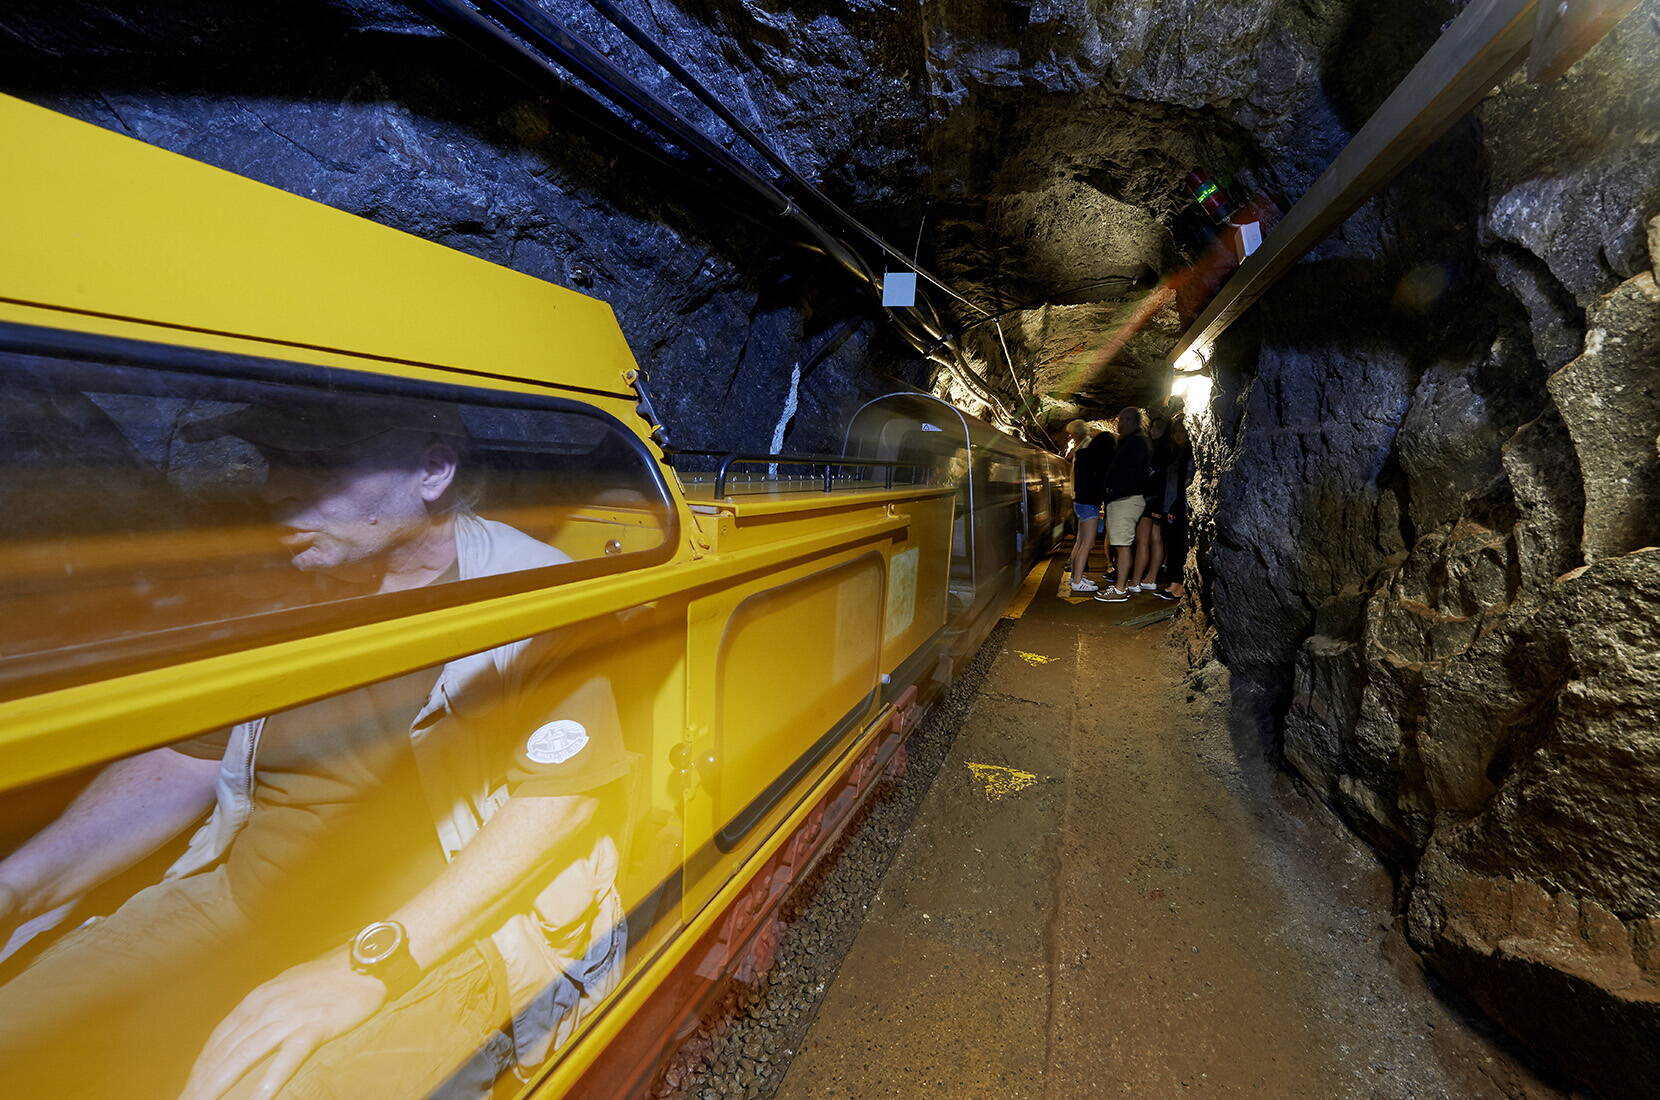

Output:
xmin=1065 ymin=419 xmax=1113 ymax=593
xmin=1094 ymin=407 xmax=1150 ymax=603
xmin=1157 ymin=414 xmax=1195 ymax=599
xmin=1129 ymin=419 xmax=1172 ymax=594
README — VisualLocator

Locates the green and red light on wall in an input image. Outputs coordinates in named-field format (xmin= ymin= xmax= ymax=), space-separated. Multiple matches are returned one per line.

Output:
xmin=1184 ymin=168 xmax=1234 ymax=224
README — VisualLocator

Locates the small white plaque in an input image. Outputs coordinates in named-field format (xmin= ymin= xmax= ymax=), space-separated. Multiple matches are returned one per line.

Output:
xmin=526 ymin=720 xmax=588 ymax=765
xmin=882 ymin=271 xmax=918 ymax=307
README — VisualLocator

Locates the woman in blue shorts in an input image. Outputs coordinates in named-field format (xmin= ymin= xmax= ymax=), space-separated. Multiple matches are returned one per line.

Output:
xmin=1066 ymin=420 xmax=1114 ymax=592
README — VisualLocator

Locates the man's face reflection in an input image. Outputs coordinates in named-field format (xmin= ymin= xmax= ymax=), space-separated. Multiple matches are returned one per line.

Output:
xmin=260 ymin=431 xmax=454 ymax=575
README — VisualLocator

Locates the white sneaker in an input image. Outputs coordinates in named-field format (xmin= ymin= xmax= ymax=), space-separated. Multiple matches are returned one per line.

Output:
xmin=1069 ymin=577 xmax=1099 ymax=592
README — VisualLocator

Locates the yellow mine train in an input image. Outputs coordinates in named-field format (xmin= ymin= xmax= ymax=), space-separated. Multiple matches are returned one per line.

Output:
xmin=0 ymin=94 xmax=1070 ymax=1098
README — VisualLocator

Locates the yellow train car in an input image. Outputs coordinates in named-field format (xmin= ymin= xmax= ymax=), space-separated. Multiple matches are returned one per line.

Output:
xmin=0 ymin=93 xmax=1066 ymax=1098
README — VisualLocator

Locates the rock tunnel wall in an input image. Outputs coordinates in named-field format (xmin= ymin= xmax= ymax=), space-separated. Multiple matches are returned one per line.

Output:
xmin=1185 ymin=14 xmax=1660 ymax=1097
xmin=5 ymin=0 xmax=1660 ymax=1094
xmin=0 ymin=0 xmax=1370 ymax=439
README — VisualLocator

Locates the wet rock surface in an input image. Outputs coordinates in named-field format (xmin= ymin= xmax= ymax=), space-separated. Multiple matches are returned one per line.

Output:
xmin=1547 ymin=272 xmax=1660 ymax=561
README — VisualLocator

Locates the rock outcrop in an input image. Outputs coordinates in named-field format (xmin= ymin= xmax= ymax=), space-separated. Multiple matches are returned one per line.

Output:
xmin=1193 ymin=11 xmax=1660 ymax=1094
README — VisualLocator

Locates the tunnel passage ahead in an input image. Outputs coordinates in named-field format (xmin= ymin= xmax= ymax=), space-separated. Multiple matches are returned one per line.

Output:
xmin=774 ymin=551 xmax=1551 ymax=1099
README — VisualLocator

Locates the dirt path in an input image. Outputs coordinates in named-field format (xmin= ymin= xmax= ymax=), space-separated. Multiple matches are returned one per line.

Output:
xmin=776 ymin=555 xmax=1556 ymax=1099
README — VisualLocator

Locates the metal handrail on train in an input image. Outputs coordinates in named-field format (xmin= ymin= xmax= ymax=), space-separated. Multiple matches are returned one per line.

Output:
xmin=665 ymin=449 xmax=927 ymax=499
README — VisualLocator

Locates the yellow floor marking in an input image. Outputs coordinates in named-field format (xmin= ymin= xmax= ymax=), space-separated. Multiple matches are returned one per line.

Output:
xmin=1057 ymin=579 xmax=1092 ymax=604
xmin=1002 ymin=557 xmax=1053 ymax=619
xmin=1016 ymin=650 xmax=1054 ymax=666
xmin=966 ymin=762 xmax=1040 ymax=802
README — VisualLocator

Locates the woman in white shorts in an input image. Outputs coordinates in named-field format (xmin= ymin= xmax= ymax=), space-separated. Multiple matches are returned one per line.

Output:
xmin=1095 ymin=407 xmax=1151 ymax=603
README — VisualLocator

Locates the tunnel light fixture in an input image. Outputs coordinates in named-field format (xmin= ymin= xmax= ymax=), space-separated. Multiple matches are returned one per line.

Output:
xmin=1173 ymin=345 xmax=1209 ymax=374
xmin=1170 ymin=372 xmax=1213 ymax=410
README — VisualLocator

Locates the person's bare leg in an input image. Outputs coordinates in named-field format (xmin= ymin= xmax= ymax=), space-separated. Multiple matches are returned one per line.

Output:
xmin=1131 ymin=516 xmax=1154 ymax=586
xmin=1070 ymin=518 xmax=1098 ymax=581
xmin=1138 ymin=522 xmax=1164 ymax=587
xmin=1115 ymin=543 xmax=1134 ymax=591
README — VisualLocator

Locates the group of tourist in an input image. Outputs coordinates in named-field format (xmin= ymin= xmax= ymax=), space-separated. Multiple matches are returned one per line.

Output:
xmin=1064 ymin=402 xmax=1193 ymax=604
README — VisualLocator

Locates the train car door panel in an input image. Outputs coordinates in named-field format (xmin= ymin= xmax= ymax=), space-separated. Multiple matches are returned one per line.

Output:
xmin=680 ymin=550 xmax=884 ymax=917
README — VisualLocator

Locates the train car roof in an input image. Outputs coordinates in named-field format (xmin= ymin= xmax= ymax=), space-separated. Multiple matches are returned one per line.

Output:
xmin=0 ymin=93 xmax=637 ymax=398
xmin=848 ymin=390 xmax=1056 ymax=457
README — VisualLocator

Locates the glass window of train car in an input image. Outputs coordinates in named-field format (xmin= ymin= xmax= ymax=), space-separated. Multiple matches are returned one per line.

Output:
xmin=0 ymin=611 xmax=656 ymax=1097
xmin=976 ymin=448 xmax=1025 ymax=505
xmin=0 ymin=323 xmax=677 ymax=702
xmin=890 ymin=428 xmax=967 ymax=487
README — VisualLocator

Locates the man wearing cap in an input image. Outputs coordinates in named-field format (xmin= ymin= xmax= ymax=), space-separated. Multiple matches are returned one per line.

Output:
xmin=0 ymin=395 xmax=636 ymax=1099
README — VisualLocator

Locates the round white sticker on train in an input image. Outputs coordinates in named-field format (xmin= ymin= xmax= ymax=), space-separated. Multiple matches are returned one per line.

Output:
xmin=527 ymin=720 xmax=588 ymax=765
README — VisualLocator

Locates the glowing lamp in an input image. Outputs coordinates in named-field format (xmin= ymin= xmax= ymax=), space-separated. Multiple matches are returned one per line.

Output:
xmin=1170 ymin=372 xmax=1212 ymax=409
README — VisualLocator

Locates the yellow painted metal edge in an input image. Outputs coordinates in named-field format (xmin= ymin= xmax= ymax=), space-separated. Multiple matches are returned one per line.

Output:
xmin=0 ymin=93 xmax=636 ymax=395
xmin=0 ymin=299 xmax=630 ymax=403
xmin=0 ymin=515 xmax=909 ymax=789
xmin=1002 ymin=556 xmax=1055 ymax=620
xmin=686 ymin=484 xmax=957 ymax=519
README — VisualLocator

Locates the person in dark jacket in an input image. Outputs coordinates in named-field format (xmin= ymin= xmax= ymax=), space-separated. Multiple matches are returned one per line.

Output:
xmin=1094 ymin=407 xmax=1150 ymax=603
xmin=1128 ymin=424 xmax=1174 ymax=597
xmin=1157 ymin=415 xmax=1195 ymax=599
xmin=1065 ymin=419 xmax=1114 ymax=592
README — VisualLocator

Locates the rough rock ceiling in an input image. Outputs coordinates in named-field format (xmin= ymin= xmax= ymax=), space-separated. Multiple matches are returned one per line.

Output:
xmin=0 ymin=0 xmax=1423 ymax=446
xmin=898 ymin=0 xmax=1392 ymax=433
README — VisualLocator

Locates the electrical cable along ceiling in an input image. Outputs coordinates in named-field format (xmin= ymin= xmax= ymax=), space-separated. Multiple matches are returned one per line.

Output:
xmin=405 ymin=0 xmax=1053 ymax=444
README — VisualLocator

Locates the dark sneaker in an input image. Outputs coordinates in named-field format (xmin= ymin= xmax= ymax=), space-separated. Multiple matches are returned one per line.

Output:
xmin=1093 ymin=587 xmax=1131 ymax=603
xmin=1149 ymin=587 xmax=1179 ymax=601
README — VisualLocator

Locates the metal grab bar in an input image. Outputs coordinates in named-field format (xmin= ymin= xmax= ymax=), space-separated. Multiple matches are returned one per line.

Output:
xmin=665 ymin=450 xmax=926 ymax=498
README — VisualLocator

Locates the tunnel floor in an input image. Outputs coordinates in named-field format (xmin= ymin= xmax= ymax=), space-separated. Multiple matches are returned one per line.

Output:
xmin=772 ymin=548 xmax=1554 ymax=1099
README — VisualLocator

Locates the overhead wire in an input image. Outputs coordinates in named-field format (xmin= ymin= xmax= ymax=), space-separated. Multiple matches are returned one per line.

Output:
xmin=572 ymin=0 xmax=1028 ymax=430
xmin=923 ymin=272 xmax=1149 ymax=351
xmin=992 ymin=318 xmax=1044 ymax=438
xmin=405 ymin=0 xmax=1033 ymax=439
xmin=406 ymin=0 xmax=871 ymax=282
xmin=578 ymin=0 xmax=991 ymax=319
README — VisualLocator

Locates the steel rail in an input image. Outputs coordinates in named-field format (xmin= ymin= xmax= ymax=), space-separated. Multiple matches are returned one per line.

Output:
xmin=1168 ymin=0 xmax=1540 ymax=368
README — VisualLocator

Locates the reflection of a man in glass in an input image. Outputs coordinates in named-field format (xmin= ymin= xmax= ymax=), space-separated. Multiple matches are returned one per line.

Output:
xmin=0 ymin=397 xmax=632 ymax=1099
xmin=241 ymin=400 xmax=474 ymax=590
